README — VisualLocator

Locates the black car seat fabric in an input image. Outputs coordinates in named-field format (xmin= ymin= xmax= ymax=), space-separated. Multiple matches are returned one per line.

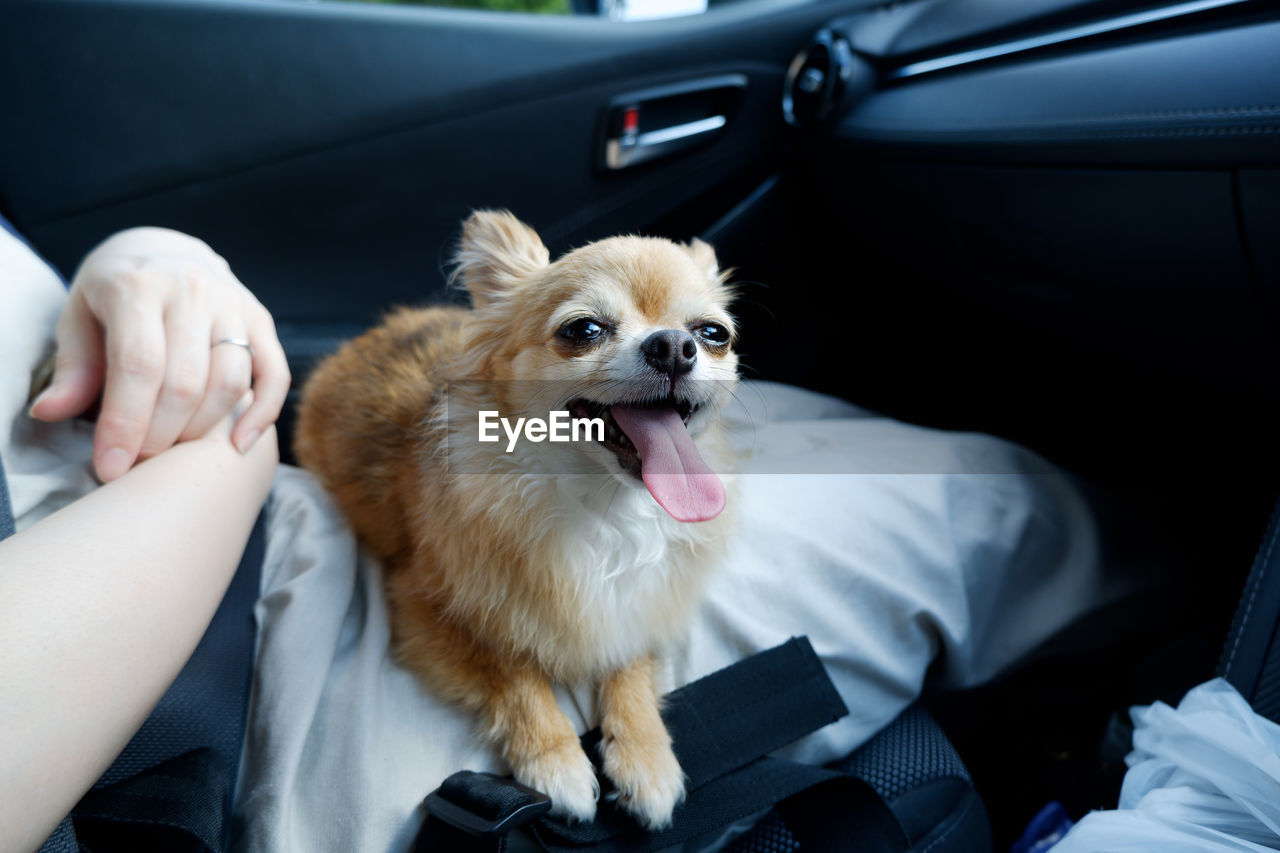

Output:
xmin=1218 ymin=493 xmax=1280 ymax=724
xmin=726 ymin=703 xmax=991 ymax=853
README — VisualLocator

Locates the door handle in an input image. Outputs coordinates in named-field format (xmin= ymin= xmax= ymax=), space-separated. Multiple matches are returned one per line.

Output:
xmin=606 ymin=114 xmax=727 ymax=169
xmin=599 ymin=74 xmax=746 ymax=171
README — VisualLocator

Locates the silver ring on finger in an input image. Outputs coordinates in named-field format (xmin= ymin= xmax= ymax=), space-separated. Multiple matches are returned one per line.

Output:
xmin=212 ymin=337 xmax=255 ymax=359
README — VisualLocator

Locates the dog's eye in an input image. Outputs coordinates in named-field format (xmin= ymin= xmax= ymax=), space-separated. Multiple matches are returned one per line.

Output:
xmin=694 ymin=323 xmax=731 ymax=345
xmin=558 ymin=318 xmax=607 ymax=344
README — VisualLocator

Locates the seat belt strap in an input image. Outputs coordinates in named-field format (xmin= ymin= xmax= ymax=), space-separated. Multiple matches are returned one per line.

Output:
xmin=627 ymin=634 xmax=850 ymax=788
xmin=413 ymin=637 xmax=909 ymax=853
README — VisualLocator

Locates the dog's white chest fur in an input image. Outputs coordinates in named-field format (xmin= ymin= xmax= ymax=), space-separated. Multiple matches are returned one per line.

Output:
xmin=436 ymin=401 xmax=731 ymax=682
xmin=516 ymin=476 xmax=718 ymax=679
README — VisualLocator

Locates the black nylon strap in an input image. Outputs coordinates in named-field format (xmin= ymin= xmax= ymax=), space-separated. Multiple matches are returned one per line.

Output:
xmin=656 ymin=635 xmax=851 ymax=789
xmin=415 ymin=637 xmax=906 ymax=853
xmin=419 ymin=821 xmax=514 ymax=853
xmin=536 ymin=637 xmax=849 ymax=849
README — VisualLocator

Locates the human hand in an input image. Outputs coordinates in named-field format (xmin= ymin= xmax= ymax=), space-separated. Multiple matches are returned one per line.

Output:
xmin=199 ymin=390 xmax=280 ymax=471
xmin=28 ymin=227 xmax=290 ymax=481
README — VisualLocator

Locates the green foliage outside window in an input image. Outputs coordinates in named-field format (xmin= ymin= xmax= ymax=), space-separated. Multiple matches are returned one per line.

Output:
xmin=357 ymin=0 xmax=570 ymax=14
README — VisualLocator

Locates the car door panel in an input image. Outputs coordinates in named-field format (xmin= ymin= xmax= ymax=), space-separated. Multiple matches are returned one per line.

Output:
xmin=2 ymin=0 xmax=878 ymax=461
xmin=0 ymin=1 xmax=859 ymax=230
xmin=0 ymin=0 xmax=874 ymax=333
xmin=12 ymin=62 xmax=785 ymax=316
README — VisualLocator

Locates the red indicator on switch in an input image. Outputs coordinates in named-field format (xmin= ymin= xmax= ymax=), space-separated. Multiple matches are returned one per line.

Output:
xmin=622 ymin=106 xmax=640 ymax=135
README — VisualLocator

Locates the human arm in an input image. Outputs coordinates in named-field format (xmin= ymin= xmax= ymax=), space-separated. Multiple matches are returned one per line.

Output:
xmin=0 ymin=411 xmax=276 ymax=853
xmin=27 ymin=227 xmax=290 ymax=481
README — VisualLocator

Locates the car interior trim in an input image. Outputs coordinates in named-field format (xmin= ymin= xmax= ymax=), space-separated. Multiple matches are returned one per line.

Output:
xmin=833 ymin=15 xmax=1280 ymax=167
xmin=884 ymin=0 xmax=1254 ymax=81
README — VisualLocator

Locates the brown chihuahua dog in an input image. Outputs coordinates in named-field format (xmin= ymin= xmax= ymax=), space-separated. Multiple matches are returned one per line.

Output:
xmin=294 ymin=210 xmax=738 ymax=828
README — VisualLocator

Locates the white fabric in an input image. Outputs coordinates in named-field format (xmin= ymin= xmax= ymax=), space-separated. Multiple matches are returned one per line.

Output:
xmin=1054 ymin=678 xmax=1280 ymax=852
xmin=0 ymin=228 xmax=1133 ymax=853
xmin=236 ymin=387 xmax=1126 ymax=852
xmin=0 ymin=228 xmax=98 ymax=532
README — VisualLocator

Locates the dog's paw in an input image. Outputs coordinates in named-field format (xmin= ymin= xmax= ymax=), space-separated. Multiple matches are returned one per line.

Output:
xmin=601 ymin=731 xmax=686 ymax=830
xmin=513 ymin=741 xmax=600 ymax=824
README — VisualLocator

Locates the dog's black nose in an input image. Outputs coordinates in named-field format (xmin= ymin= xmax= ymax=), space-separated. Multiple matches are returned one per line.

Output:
xmin=641 ymin=329 xmax=697 ymax=378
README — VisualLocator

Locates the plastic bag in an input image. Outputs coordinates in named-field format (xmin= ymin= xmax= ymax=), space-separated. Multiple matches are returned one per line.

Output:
xmin=1052 ymin=678 xmax=1280 ymax=852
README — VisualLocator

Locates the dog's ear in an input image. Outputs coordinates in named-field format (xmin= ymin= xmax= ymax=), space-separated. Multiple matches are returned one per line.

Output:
xmin=686 ymin=238 xmax=720 ymax=280
xmin=453 ymin=210 xmax=549 ymax=307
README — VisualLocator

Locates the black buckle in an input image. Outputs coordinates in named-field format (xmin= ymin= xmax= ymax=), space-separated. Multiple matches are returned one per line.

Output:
xmin=423 ymin=771 xmax=553 ymax=838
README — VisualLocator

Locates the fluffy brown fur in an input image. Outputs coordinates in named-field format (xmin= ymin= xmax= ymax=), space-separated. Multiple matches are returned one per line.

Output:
xmin=294 ymin=210 xmax=739 ymax=828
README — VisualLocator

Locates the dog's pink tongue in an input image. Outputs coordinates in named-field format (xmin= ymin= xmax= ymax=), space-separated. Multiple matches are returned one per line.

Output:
xmin=611 ymin=405 xmax=725 ymax=522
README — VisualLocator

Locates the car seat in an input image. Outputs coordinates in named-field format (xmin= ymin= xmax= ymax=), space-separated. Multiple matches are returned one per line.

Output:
xmin=725 ymin=703 xmax=991 ymax=853
xmin=1218 ymin=493 xmax=1280 ymax=723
